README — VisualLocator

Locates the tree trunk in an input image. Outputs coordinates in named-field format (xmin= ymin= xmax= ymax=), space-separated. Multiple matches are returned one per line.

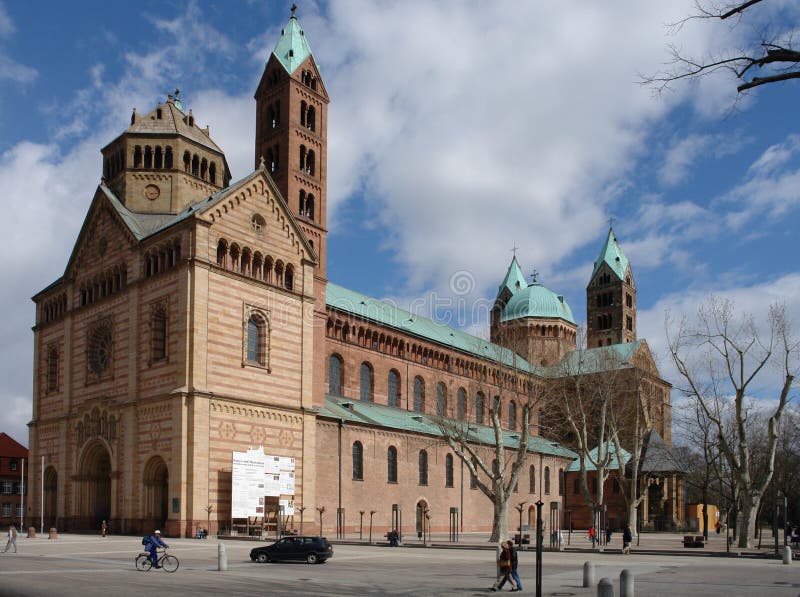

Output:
xmin=490 ymin=493 xmax=509 ymax=543
xmin=737 ymin=493 xmax=760 ymax=549
xmin=627 ymin=502 xmax=638 ymax=537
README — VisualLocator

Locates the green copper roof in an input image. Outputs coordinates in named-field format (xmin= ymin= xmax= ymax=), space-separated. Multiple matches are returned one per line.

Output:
xmin=592 ymin=228 xmax=630 ymax=280
xmin=273 ymin=15 xmax=313 ymax=75
xmin=547 ymin=340 xmax=642 ymax=377
xmin=498 ymin=256 xmax=528 ymax=297
xmin=566 ymin=442 xmax=630 ymax=472
xmin=318 ymin=395 xmax=578 ymax=459
xmin=326 ymin=283 xmax=539 ymax=373
xmin=501 ymin=282 xmax=576 ymax=324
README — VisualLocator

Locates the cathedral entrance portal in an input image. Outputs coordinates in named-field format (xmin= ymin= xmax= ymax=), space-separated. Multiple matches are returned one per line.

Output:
xmin=415 ymin=500 xmax=429 ymax=539
xmin=143 ymin=456 xmax=169 ymax=530
xmin=43 ymin=466 xmax=58 ymax=528
xmin=78 ymin=442 xmax=111 ymax=529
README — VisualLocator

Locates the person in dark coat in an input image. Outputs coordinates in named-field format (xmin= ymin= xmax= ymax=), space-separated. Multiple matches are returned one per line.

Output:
xmin=622 ymin=524 xmax=633 ymax=555
xmin=498 ymin=540 xmax=522 ymax=591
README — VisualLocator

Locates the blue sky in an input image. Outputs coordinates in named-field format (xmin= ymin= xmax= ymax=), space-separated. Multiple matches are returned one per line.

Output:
xmin=2 ymin=1 xmax=799 ymax=445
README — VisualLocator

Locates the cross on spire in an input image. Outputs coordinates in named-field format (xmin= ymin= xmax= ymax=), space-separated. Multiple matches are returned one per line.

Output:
xmin=608 ymin=216 xmax=615 ymax=230
xmin=291 ymin=3 xmax=297 ymax=18
xmin=510 ymin=243 xmax=519 ymax=258
xmin=531 ymin=269 xmax=539 ymax=283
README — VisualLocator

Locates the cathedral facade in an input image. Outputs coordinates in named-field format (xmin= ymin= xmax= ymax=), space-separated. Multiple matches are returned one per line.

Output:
xmin=28 ymin=12 xmax=676 ymax=537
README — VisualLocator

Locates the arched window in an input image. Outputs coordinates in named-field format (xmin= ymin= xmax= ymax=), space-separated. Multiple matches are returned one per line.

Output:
xmin=300 ymin=100 xmax=307 ymax=127
xmin=164 ymin=146 xmax=173 ymax=169
xmin=191 ymin=154 xmax=199 ymax=176
xmin=144 ymin=146 xmax=152 ymax=168
xmin=508 ymin=400 xmax=517 ymax=431
xmin=544 ymin=466 xmax=551 ymax=495
xmin=284 ymin=264 xmax=294 ymax=290
xmin=183 ymin=151 xmax=191 ymax=172
xmin=216 ymin=239 xmax=227 ymax=267
xmin=418 ymin=450 xmax=428 ymax=485
xmin=134 ymin=146 xmax=142 ymax=168
xmin=306 ymin=150 xmax=315 ymax=176
xmin=388 ymin=369 xmax=401 ymax=408
xmin=445 ymin=454 xmax=454 ymax=488
xmin=475 ymin=392 xmax=485 ymax=424
xmin=360 ymin=362 xmax=373 ymax=402
xmin=209 ymin=162 xmax=216 ymax=184
xmin=240 ymin=249 xmax=251 ymax=276
xmin=436 ymin=382 xmax=447 ymax=416
xmin=247 ymin=314 xmax=266 ymax=365
xmin=413 ymin=376 xmax=425 ymax=412
xmin=151 ymin=308 xmax=167 ymax=362
xmin=305 ymin=194 xmax=314 ymax=219
xmin=352 ymin=441 xmax=363 ymax=480
xmin=457 ymin=388 xmax=466 ymax=421
xmin=200 ymin=158 xmax=208 ymax=180
xmin=558 ymin=468 xmax=565 ymax=496
xmin=299 ymin=145 xmax=306 ymax=170
xmin=46 ymin=348 xmax=58 ymax=392
xmin=387 ymin=446 xmax=398 ymax=483
xmin=529 ymin=465 xmax=536 ymax=494
xmin=306 ymin=105 xmax=315 ymax=131
xmin=154 ymin=146 xmax=163 ymax=169
xmin=329 ymin=354 xmax=343 ymax=396
xmin=264 ymin=256 xmax=274 ymax=283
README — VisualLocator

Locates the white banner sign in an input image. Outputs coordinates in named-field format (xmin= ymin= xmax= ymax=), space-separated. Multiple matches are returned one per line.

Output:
xmin=231 ymin=447 xmax=296 ymax=518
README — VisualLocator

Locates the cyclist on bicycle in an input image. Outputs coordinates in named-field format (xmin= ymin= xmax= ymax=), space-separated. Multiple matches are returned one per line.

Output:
xmin=145 ymin=530 xmax=169 ymax=568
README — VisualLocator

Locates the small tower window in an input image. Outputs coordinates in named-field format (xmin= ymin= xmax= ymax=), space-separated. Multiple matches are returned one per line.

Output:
xmin=134 ymin=146 xmax=142 ymax=168
xmin=191 ymin=154 xmax=199 ymax=176
xmin=183 ymin=151 xmax=191 ymax=172
xmin=154 ymin=146 xmax=163 ymax=169
xmin=209 ymin=162 xmax=217 ymax=184
xmin=144 ymin=146 xmax=152 ymax=168
xmin=306 ymin=105 xmax=315 ymax=131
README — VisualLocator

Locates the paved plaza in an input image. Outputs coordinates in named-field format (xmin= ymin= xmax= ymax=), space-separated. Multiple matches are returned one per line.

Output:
xmin=0 ymin=533 xmax=796 ymax=596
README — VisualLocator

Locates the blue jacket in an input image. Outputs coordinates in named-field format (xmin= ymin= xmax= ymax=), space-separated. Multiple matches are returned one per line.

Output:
xmin=147 ymin=535 xmax=169 ymax=549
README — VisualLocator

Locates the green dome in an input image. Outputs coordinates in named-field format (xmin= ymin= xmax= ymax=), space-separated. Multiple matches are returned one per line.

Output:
xmin=501 ymin=282 xmax=575 ymax=324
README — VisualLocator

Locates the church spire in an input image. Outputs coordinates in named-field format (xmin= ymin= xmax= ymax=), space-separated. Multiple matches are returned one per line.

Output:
xmin=272 ymin=8 xmax=315 ymax=75
xmin=591 ymin=227 xmax=630 ymax=281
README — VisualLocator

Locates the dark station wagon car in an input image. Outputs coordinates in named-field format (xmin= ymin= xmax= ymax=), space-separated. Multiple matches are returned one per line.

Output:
xmin=250 ymin=536 xmax=333 ymax=564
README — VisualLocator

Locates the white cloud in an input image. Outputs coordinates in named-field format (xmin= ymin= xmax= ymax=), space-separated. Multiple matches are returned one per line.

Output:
xmin=0 ymin=2 xmax=36 ymax=84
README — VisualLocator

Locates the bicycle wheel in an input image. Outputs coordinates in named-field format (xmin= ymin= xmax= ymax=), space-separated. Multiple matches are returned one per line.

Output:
xmin=135 ymin=554 xmax=152 ymax=571
xmin=161 ymin=554 xmax=180 ymax=573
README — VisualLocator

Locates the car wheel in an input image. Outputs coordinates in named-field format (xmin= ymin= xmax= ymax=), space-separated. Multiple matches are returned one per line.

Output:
xmin=306 ymin=553 xmax=318 ymax=564
xmin=256 ymin=552 xmax=269 ymax=564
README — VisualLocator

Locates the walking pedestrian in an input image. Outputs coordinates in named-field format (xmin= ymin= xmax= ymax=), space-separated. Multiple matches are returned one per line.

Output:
xmin=101 ymin=520 xmax=107 ymax=537
xmin=605 ymin=527 xmax=612 ymax=545
xmin=588 ymin=525 xmax=596 ymax=548
xmin=490 ymin=541 xmax=517 ymax=591
xmin=2 ymin=524 xmax=17 ymax=553
xmin=622 ymin=523 xmax=632 ymax=555
xmin=498 ymin=540 xmax=522 ymax=592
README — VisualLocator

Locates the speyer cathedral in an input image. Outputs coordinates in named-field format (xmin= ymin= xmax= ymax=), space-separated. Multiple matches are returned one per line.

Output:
xmin=29 ymin=10 xmax=681 ymax=537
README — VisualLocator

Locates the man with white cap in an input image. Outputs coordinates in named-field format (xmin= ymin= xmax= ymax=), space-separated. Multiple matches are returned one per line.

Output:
xmin=145 ymin=529 xmax=169 ymax=568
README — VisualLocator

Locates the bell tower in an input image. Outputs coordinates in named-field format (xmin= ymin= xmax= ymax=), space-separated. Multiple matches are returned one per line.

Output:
xmin=256 ymin=7 xmax=330 ymax=408
xmin=586 ymin=228 xmax=637 ymax=348
xmin=254 ymin=6 xmax=329 ymax=281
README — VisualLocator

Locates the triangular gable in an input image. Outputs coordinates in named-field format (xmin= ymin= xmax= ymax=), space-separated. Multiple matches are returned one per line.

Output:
xmin=64 ymin=185 xmax=141 ymax=279
xmin=293 ymin=54 xmax=329 ymax=101
xmin=198 ymin=165 xmax=317 ymax=265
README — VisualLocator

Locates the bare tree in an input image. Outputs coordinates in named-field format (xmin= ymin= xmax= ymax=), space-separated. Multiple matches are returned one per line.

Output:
xmin=667 ymin=297 xmax=797 ymax=548
xmin=548 ymin=337 xmax=626 ymax=547
xmin=436 ymin=336 xmax=539 ymax=542
xmin=644 ymin=0 xmax=800 ymax=94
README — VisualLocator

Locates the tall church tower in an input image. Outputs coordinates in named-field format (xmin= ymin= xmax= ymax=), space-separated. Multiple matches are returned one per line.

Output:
xmin=586 ymin=228 xmax=636 ymax=348
xmin=254 ymin=7 xmax=329 ymax=280
xmin=255 ymin=8 xmax=330 ymax=407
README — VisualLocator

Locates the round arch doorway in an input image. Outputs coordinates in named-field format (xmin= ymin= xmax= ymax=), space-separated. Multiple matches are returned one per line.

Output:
xmin=143 ymin=456 xmax=169 ymax=530
xmin=43 ymin=466 xmax=58 ymax=528
xmin=78 ymin=442 xmax=111 ymax=529
xmin=415 ymin=499 xmax=429 ymax=540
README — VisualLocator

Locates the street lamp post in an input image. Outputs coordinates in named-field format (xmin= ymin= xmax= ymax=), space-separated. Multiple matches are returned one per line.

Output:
xmin=535 ymin=500 xmax=544 ymax=597
xmin=369 ymin=510 xmax=376 ymax=544
xmin=359 ymin=510 xmax=365 ymax=540
xmin=515 ymin=502 xmax=527 ymax=547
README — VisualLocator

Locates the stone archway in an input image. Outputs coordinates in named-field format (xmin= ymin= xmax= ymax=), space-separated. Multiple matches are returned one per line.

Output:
xmin=415 ymin=499 xmax=429 ymax=537
xmin=43 ymin=466 xmax=58 ymax=528
xmin=78 ymin=442 xmax=111 ymax=529
xmin=143 ymin=456 xmax=169 ymax=530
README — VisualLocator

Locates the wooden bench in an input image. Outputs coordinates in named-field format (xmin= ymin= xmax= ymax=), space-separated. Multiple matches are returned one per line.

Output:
xmin=514 ymin=533 xmax=531 ymax=545
xmin=683 ymin=535 xmax=705 ymax=548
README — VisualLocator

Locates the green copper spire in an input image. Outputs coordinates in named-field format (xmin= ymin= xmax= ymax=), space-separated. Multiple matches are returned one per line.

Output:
xmin=498 ymin=256 xmax=528 ymax=297
xmin=592 ymin=227 xmax=630 ymax=280
xmin=273 ymin=7 xmax=314 ymax=75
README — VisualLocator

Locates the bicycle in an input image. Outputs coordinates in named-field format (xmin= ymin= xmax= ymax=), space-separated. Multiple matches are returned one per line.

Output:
xmin=135 ymin=549 xmax=179 ymax=572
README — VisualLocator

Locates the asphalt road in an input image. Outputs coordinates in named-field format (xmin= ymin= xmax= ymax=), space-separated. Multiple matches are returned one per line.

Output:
xmin=0 ymin=535 xmax=797 ymax=596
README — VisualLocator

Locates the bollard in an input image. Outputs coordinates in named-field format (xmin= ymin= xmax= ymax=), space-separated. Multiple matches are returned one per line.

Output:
xmin=48 ymin=528 xmax=58 ymax=540
xmin=597 ymin=577 xmax=614 ymax=597
xmin=27 ymin=527 xmax=35 ymax=539
xmin=783 ymin=545 xmax=792 ymax=565
xmin=620 ymin=569 xmax=634 ymax=597
xmin=218 ymin=541 xmax=227 ymax=571
xmin=583 ymin=561 xmax=595 ymax=588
